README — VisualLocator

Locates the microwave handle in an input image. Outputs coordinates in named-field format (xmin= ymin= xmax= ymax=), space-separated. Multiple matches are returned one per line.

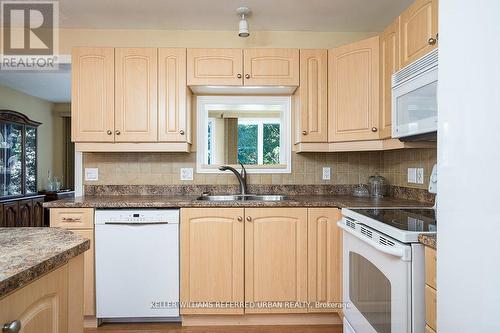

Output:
xmin=337 ymin=222 xmax=407 ymax=259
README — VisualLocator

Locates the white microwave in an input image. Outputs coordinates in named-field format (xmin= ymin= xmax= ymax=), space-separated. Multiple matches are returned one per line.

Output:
xmin=392 ymin=49 xmax=438 ymax=139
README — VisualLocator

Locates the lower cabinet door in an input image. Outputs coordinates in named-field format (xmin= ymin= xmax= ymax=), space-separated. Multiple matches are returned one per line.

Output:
xmin=244 ymin=208 xmax=308 ymax=313
xmin=180 ymin=208 xmax=245 ymax=314
xmin=70 ymin=229 xmax=95 ymax=316
xmin=0 ymin=264 xmax=68 ymax=333
xmin=307 ymin=208 xmax=343 ymax=313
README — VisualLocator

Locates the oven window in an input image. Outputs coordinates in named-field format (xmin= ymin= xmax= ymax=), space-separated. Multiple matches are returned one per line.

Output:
xmin=349 ymin=252 xmax=391 ymax=333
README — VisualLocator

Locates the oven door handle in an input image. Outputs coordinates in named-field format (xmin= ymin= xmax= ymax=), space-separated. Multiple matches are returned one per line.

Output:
xmin=337 ymin=222 xmax=409 ymax=260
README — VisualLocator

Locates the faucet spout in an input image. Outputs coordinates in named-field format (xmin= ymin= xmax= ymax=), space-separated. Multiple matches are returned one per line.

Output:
xmin=219 ymin=163 xmax=248 ymax=195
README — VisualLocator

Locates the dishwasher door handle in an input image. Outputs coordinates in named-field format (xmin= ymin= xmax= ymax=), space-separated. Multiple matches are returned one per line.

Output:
xmin=103 ymin=222 xmax=171 ymax=225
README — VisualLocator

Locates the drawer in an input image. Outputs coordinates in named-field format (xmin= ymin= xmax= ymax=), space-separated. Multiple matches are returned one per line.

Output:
xmin=50 ymin=208 xmax=94 ymax=229
xmin=425 ymin=246 xmax=437 ymax=289
xmin=425 ymin=284 xmax=437 ymax=331
xmin=426 ymin=324 xmax=437 ymax=333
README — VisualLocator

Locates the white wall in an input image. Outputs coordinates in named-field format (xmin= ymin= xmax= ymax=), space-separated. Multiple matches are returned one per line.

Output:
xmin=438 ymin=0 xmax=500 ymax=331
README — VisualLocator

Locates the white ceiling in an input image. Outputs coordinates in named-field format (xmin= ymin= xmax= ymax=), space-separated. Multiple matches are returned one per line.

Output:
xmin=59 ymin=0 xmax=413 ymax=32
xmin=0 ymin=65 xmax=71 ymax=103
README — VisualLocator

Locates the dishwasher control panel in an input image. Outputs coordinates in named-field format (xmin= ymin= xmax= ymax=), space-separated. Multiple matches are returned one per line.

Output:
xmin=95 ymin=209 xmax=180 ymax=225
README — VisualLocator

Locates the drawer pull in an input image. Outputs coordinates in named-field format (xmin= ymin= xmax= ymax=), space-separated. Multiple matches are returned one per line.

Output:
xmin=62 ymin=217 xmax=82 ymax=223
xmin=3 ymin=320 xmax=21 ymax=333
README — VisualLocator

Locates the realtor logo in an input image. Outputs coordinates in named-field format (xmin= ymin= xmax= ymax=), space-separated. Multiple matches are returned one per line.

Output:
xmin=0 ymin=1 xmax=59 ymax=70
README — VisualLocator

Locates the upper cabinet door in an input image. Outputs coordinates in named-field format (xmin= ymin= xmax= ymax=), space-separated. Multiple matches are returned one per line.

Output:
xmin=72 ymin=47 xmax=115 ymax=142
xmin=380 ymin=19 xmax=400 ymax=139
xmin=158 ymin=48 xmax=191 ymax=143
xmin=243 ymin=49 xmax=299 ymax=86
xmin=245 ymin=208 xmax=308 ymax=313
xmin=328 ymin=36 xmax=380 ymax=142
xmin=115 ymin=48 xmax=158 ymax=142
xmin=400 ymin=0 xmax=439 ymax=68
xmin=296 ymin=49 xmax=328 ymax=143
xmin=187 ymin=48 xmax=243 ymax=86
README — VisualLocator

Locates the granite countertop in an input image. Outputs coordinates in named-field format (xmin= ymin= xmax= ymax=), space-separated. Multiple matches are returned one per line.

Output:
xmin=0 ymin=228 xmax=90 ymax=298
xmin=43 ymin=194 xmax=433 ymax=209
xmin=419 ymin=233 xmax=437 ymax=249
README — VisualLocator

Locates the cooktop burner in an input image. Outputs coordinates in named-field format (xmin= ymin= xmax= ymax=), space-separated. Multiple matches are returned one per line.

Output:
xmin=351 ymin=208 xmax=436 ymax=232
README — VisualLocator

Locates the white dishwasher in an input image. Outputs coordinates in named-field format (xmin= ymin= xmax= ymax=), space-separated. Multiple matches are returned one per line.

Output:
xmin=95 ymin=209 xmax=180 ymax=321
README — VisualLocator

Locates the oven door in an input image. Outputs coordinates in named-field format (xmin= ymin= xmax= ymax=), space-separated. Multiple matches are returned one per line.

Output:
xmin=392 ymin=67 xmax=438 ymax=139
xmin=340 ymin=222 xmax=412 ymax=333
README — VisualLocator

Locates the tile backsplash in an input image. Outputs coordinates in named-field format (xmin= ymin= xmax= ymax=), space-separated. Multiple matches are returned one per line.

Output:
xmin=83 ymin=148 xmax=436 ymax=189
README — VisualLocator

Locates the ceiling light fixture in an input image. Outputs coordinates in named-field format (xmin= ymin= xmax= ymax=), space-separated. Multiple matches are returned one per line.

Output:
xmin=236 ymin=7 xmax=251 ymax=38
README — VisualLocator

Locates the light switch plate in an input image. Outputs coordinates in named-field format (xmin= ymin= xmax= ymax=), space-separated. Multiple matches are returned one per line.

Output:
xmin=180 ymin=168 xmax=193 ymax=181
xmin=416 ymin=168 xmax=425 ymax=184
xmin=407 ymin=168 xmax=417 ymax=183
xmin=322 ymin=167 xmax=331 ymax=180
xmin=85 ymin=168 xmax=99 ymax=181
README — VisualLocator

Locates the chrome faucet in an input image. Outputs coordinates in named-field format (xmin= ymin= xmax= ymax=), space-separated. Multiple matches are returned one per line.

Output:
xmin=219 ymin=163 xmax=248 ymax=196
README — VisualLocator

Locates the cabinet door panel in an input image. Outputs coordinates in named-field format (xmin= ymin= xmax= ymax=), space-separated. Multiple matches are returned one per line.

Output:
xmin=0 ymin=264 xmax=68 ymax=333
xmin=18 ymin=199 xmax=33 ymax=227
xmin=32 ymin=198 xmax=44 ymax=227
xmin=187 ymin=49 xmax=243 ymax=86
xmin=71 ymin=47 xmax=115 ymax=142
xmin=115 ymin=48 xmax=158 ymax=142
xmin=400 ymin=0 xmax=439 ymax=68
xmin=380 ymin=19 xmax=400 ymax=139
xmin=328 ymin=36 xmax=380 ymax=142
xmin=71 ymin=229 xmax=95 ymax=316
xmin=180 ymin=208 xmax=244 ymax=314
xmin=308 ymin=208 xmax=342 ymax=313
xmin=3 ymin=201 xmax=19 ymax=227
xmin=296 ymin=49 xmax=328 ymax=143
xmin=245 ymin=208 xmax=307 ymax=313
xmin=158 ymin=48 xmax=190 ymax=143
xmin=244 ymin=49 xmax=299 ymax=86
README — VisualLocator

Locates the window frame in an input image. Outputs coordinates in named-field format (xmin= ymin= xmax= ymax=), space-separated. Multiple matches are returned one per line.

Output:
xmin=196 ymin=96 xmax=291 ymax=174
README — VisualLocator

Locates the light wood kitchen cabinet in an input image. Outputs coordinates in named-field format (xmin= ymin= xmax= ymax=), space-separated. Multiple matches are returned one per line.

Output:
xmin=400 ymin=0 xmax=439 ymax=68
xmin=295 ymin=49 xmax=328 ymax=143
xmin=307 ymin=208 xmax=342 ymax=313
xmin=245 ymin=208 xmax=308 ymax=313
xmin=71 ymin=47 xmax=115 ymax=142
xmin=425 ymin=285 xmax=437 ymax=331
xmin=180 ymin=208 xmax=245 ymax=314
xmin=0 ymin=255 xmax=84 ymax=333
xmin=50 ymin=208 xmax=95 ymax=317
xmin=425 ymin=246 xmax=437 ymax=331
xmin=328 ymin=36 xmax=380 ymax=142
xmin=115 ymin=48 xmax=158 ymax=142
xmin=243 ymin=49 xmax=299 ymax=86
xmin=158 ymin=48 xmax=191 ymax=143
xmin=380 ymin=19 xmax=400 ymax=139
xmin=187 ymin=48 xmax=243 ymax=86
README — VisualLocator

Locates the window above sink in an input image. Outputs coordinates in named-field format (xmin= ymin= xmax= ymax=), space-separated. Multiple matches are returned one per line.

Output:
xmin=196 ymin=96 xmax=291 ymax=174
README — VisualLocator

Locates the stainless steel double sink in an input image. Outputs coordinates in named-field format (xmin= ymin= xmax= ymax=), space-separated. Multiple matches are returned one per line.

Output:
xmin=197 ymin=194 xmax=288 ymax=202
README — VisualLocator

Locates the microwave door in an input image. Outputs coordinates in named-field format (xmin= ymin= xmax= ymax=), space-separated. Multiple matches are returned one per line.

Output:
xmin=392 ymin=68 xmax=438 ymax=138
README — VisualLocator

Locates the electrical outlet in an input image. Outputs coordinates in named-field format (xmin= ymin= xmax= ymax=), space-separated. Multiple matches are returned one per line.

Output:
xmin=180 ymin=168 xmax=193 ymax=181
xmin=85 ymin=168 xmax=99 ymax=181
xmin=407 ymin=168 xmax=417 ymax=183
xmin=416 ymin=168 xmax=425 ymax=184
xmin=322 ymin=167 xmax=331 ymax=180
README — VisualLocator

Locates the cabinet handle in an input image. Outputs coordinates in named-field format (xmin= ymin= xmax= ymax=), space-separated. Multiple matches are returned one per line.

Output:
xmin=106 ymin=130 xmax=112 ymax=135
xmin=371 ymin=127 xmax=378 ymax=132
xmin=62 ymin=217 xmax=81 ymax=223
xmin=115 ymin=130 xmax=121 ymax=135
xmin=237 ymin=74 xmax=242 ymax=79
xmin=302 ymin=130 xmax=307 ymax=135
xmin=246 ymin=216 xmax=252 ymax=222
xmin=245 ymin=74 xmax=250 ymax=79
xmin=428 ymin=37 xmax=437 ymax=45
xmin=237 ymin=216 xmax=243 ymax=222
xmin=179 ymin=130 xmax=185 ymax=135
xmin=3 ymin=320 xmax=21 ymax=333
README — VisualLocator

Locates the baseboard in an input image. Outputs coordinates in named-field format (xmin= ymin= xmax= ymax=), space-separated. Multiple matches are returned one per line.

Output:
xmin=182 ymin=313 xmax=342 ymax=326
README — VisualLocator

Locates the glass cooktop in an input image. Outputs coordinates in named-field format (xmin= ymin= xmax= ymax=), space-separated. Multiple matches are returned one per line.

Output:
xmin=351 ymin=208 xmax=437 ymax=232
